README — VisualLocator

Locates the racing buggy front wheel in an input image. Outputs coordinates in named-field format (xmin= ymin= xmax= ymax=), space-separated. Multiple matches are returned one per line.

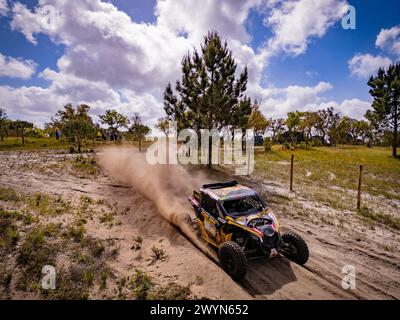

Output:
xmin=218 ymin=241 xmax=247 ymax=281
xmin=280 ymin=232 xmax=309 ymax=265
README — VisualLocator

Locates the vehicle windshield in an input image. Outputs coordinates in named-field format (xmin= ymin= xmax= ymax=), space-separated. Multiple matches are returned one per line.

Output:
xmin=222 ymin=196 xmax=265 ymax=217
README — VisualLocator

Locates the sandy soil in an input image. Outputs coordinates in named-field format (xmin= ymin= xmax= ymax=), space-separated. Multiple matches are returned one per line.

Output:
xmin=0 ymin=147 xmax=399 ymax=299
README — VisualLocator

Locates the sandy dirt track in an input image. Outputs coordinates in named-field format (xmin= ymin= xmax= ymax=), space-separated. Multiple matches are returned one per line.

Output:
xmin=0 ymin=147 xmax=399 ymax=299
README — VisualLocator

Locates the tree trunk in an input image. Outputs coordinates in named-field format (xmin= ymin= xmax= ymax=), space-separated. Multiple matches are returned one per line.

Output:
xmin=139 ymin=138 xmax=142 ymax=152
xmin=208 ymin=69 xmax=214 ymax=169
xmin=207 ymin=135 xmax=212 ymax=168
xmin=321 ymin=130 xmax=326 ymax=145
xmin=393 ymin=106 xmax=398 ymax=157
xmin=21 ymin=131 xmax=25 ymax=145
xmin=165 ymin=135 xmax=169 ymax=164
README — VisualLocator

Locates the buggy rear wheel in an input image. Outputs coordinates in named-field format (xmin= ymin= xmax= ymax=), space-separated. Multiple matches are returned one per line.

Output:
xmin=218 ymin=241 xmax=247 ymax=281
xmin=280 ymin=232 xmax=309 ymax=265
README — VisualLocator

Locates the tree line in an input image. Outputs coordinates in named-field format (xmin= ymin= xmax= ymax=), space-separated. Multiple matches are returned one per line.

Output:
xmin=0 ymin=104 xmax=151 ymax=153
xmin=0 ymin=31 xmax=398 ymax=158
xmin=161 ymin=31 xmax=399 ymax=158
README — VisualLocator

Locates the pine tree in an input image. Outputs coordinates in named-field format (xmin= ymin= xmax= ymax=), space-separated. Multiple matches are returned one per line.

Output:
xmin=367 ymin=62 xmax=400 ymax=157
xmin=163 ymin=31 xmax=251 ymax=167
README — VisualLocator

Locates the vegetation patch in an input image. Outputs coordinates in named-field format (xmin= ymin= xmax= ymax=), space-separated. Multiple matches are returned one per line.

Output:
xmin=150 ymin=282 xmax=191 ymax=300
xmin=71 ymin=156 xmax=100 ymax=177
xmin=16 ymin=226 xmax=58 ymax=292
xmin=358 ymin=206 xmax=400 ymax=230
xmin=151 ymin=245 xmax=168 ymax=262
xmin=0 ymin=207 xmax=21 ymax=253
xmin=131 ymin=269 xmax=152 ymax=300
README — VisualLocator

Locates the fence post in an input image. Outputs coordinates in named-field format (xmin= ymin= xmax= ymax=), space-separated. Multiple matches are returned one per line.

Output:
xmin=290 ymin=154 xmax=294 ymax=191
xmin=357 ymin=165 xmax=363 ymax=210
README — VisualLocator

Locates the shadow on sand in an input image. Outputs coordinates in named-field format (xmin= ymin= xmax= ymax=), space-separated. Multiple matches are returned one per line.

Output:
xmin=240 ymin=257 xmax=297 ymax=296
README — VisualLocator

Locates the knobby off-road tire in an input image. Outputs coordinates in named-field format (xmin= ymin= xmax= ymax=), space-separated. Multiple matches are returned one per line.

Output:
xmin=281 ymin=232 xmax=309 ymax=265
xmin=218 ymin=241 xmax=248 ymax=281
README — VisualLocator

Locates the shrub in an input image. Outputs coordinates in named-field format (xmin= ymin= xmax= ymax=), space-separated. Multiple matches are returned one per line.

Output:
xmin=65 ymin=225 xmax=86 ymax=243
xmin=263 ymin=137 xmax=272 ymax=153
xmin=131 ymin=269 xmax=152 ymax=300
xmin=150 ymin=282 xmax=191 ymax=300
xmin=298 ymin=141 xmax=311 ymax=150
xmin=151 ymin=246 xmax=167 ymax=261
xmin=16 ymin=227 xmax=57 ymax=291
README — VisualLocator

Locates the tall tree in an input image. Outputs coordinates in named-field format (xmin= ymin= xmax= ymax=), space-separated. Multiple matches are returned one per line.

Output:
xmin=155 ymin=117 xmax=170 ymax=137
xmin=130 ymin=113 xmax=151 ymax=151
xmin=248 ymin=103 xmax=270 ymax=136
xmin=163 ymin=31 xmax=251 ymax=167
xmin=299 ymin=111 xmax=318 ymax=144
xmin=334 ymin=116 xmax=352 ymax=144
xmin=63 ymin=120 xmax=96 ymax=153
xmin=11 ymin=120 xmax=33 ymax=144
xmin=286 ymin=111 xmax=303 ymax=149
xmin=313 ymin=107 xmax=341 ymax=145
xmin=327 ymin=109 xmax=341 ymax=146
xmin=269 ymin=118 xmax=285 ymax=143
xmin=354 ymin=120 xmax=373 ymax=146
xmin=50 ymin=104 xmax=96 ymax=152
xmin=0 ymin=108 xmax=8 ymax=142
xmin=99 ymin=109 xmax=129 ymax=135
xmin=367 ymin=63 xmax=400 ymax=157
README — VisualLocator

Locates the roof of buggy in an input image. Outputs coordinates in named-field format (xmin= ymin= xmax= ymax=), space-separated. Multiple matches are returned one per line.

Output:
xmin=201 ymin=181 xmax=257 ymax=201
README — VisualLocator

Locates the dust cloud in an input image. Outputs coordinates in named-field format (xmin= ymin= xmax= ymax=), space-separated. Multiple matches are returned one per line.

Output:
xmin=98 ymin=146 xmax=217 ymax=260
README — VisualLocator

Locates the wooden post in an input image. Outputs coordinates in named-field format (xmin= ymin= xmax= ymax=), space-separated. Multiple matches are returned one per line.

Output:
xmin=290 ymin=154 xmax=294 ymax=191
xmin=357 ymin=165 xmax=363 ymax=210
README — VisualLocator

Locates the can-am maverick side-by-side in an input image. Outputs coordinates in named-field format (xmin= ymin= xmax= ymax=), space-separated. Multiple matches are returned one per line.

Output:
xmin=189 ymin=181 xmax=309 ymax=281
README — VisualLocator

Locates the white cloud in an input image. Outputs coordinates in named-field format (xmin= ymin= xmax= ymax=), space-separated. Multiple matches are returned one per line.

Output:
xmin=0 ymin=0 xmax=8 ymax=16
xmin=6 ymin=0 xmax=267 ymax=125
xmin=348 ymin=53 xmax=392 ymax=78
xmin=336 ymin=98 xmax=371 ymax=119
xmin=0 ymin=53 xmax=37 ymax=79
xmin=376 ymin=25 xmax=400 ymax=58
xmin=265 ymin=0 xmax=346 ymax=56
xmin=305 ymin=70 xmax=319 ymax=78
xmin=156 ymin=0 xmax=261 ymax=45
xmin=2 ymin=0 xmax=362 ymax=127
xmin=10 ymin=0 xmax=191 ymax=91
xmin=0 ymin=70 xmax=163 ymax=125
xmin=253 ymin=81 xmax=333 ymax=118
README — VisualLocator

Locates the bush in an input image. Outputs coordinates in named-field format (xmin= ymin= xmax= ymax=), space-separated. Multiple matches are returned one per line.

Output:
xmin=150 ymin=282 xmax=191 ymax=300
xmin=298 ymin=141 xmax=311 ymax=150
xmin=311 ymin=137 xmax=323 ymax=147
xmin=263 ymin=137 xmax=272 ymax=153
xmin=151 ymin=246 xmax=167 ymax=261
xmin=131 ymin=269 xmax=152 ymax=300
xmin=282 ymin=142 xmax=290 ymax=150
xmin=16 ymin=227 xmax=57 ymax=291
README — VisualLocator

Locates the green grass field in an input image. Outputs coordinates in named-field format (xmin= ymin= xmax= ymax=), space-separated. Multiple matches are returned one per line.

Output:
xmin=0 ymin=137 xmax=70 ymax=151
xmin=1 ymin=137 xmax=398 ymax=218
xmin=0 ymin=137 xmax=154 ymax=152
xmin=253 ymin=145 xmax=400 ymax=213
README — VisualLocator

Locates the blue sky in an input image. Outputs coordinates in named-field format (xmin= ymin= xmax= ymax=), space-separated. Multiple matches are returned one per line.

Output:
xmin=0 ymin=0 xmax=399 ymax=125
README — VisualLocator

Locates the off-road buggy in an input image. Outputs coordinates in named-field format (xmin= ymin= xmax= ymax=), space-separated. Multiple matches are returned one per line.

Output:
xmin=189 ymin=181 xmax=309 ymax=281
